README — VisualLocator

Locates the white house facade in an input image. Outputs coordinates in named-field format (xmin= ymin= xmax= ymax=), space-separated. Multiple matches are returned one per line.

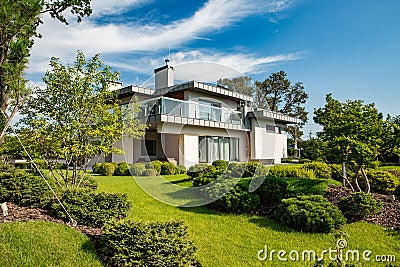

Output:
xmin=103 ymin=61 xmax=300 ymax=168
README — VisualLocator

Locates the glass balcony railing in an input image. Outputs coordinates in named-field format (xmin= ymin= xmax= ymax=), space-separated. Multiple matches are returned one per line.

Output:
xmin=138 ymin=97 xmax=243 ymax=125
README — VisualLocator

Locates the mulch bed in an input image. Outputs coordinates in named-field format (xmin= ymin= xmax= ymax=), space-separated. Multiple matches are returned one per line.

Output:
xmin=251 ymin=185 xmax=399 ymax=231
xmin=0 ymin=203 xmax=102 ymax=241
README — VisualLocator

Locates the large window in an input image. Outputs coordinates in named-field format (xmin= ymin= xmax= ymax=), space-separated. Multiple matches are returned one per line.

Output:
xmin=199 ymin=136 xmax=238 ymax=163
xmin=141 ymin=140 xmax=157 ymax=156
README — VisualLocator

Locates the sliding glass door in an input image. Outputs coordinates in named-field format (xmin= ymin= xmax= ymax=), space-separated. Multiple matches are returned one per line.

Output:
xmin=198 ymin=136 xmax=239 ymax=163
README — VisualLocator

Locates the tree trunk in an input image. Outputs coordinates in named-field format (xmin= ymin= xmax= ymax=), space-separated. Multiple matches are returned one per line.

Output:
xmin=342 ymin=161 xmax=347 ymax=187
xmin=360 ymin=167 xmax=371 ymax=194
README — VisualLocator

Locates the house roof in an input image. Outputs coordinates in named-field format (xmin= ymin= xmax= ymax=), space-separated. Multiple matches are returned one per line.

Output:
xmin=247 ymin=109 xmax=301 ymax=124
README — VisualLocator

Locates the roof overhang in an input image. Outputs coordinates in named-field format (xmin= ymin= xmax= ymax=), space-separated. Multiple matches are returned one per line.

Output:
xmin=247 ymin=109 xmax=300 ymax=124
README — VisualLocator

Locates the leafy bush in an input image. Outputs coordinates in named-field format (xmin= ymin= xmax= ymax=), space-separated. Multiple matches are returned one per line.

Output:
xmin=212 ymin=160 xmax=228 ymax=171
xmin=98 ymin=220 xmax=201 ymax=267
xmin=141 ymin=169 xmax=158 ymax=177
xmin=160 ymin=162 xmax=176 ymax=175
xmin=367 ymin=169 xmax=400 ymax=194
xmin=0 ymin=164 xmax=52 ymax=208
xmin=394 ymin=185 xmax=400 ymax=198
xmin=92 ymin=163 xmax=103 ymax=174
xmin=151 ymin=160 xmax=163 ymax=173
xmin=99 ymin=163 xmax=115 ymax=176
xmin=129 ymin=163 xmax=146 ymax=176
xmin=274 ymin=195 xmax=346 ymax=233
xmin=267 ymin=166 xmax=316 ymax=179
xmin=114 ymin=162 xmax=129 ymax=176
xmin=205 ymin=179 xmax=260 ymax=213
xmin=51 ymin=189 xmax=131 ymax=227
xmin=187 ymin=164 xmax=216 ymax=179
xmin=145 ymin=162 xmax=155 ymax=169
xmin=255 ymin=177 xmax=289 ymax=204
xmin=226 ymin=162 xmax=263 ymax=178
xmin=243 ymin=162 xmax=263 ymax=177
xmin=338 ymin=192 xmax=383 ymax=221
xmin=302 ymin=162 xmax=332 ymax=179
xmin=176 ymin=164 xmax=187 ymax=174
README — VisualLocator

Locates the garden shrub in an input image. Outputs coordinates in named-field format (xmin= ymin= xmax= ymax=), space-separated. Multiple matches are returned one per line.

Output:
xmin=394 ymin=185 xmax=400 ymax=198
xmin=226 ymin=162 xmax=263 ymax=178
xmin=255 ymin=177 xmax=289 ymax=204
xmin=366 ymin=169 xmax=400 ymax=194
xmin=160 ymin=162 xmax=176 ymax=175
xmin=187 ymin=163 xmax=216 ymax=179
xmin=51 ymin=189 xmax=131 ymax=227
xmin=114 ymin=162 xmax=129 ymax=176
xmin=151 ymin=160 xmax=163 ymax=173
xmin=145 ymin=162 xmax=155 ymax=170
xmin=129 ymin=163 xmax=146 ymax=176
xmin=338 ymin=192 xmax=383 ymax=221
xmin=243 ymin=162 xmax=263 ymax=178
xmin=212 ymin=160 xmax=228 ymax=171
xmin=141 ymin=169 xmax=158 ymax=177
xmin=302 ymin=162 xmax=332 ymax=179
xmin=92 ymin=163 xmax=103 ymax=174
xmin=98 ymin=220 xmax=201 ymax=267
xmin=192 ymin=170 xmax=222 ymax=187
xmin=0 ymin=164 xmax=52 ymax=208
xmin=176 ymin=164 xmax=187 ymax=174
xmin=267 ymin=166 xmax=316 ymax=179
xmin=100 ymin=163 xmax=115 ymax=176
xmin=274 ymin=195 xmax=346 ymax=233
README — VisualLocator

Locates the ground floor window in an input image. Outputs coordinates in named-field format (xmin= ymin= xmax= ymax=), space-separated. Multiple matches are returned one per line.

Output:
xmin=199 ymin=136 xmax=239 ymax=163
xmin=141 ymin=140 xmax=157 ymax=156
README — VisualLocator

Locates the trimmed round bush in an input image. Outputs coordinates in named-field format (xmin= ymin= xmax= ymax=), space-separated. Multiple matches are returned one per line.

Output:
xmin=0 ymin=164 xmax=52 ymax=208
xmin=100 ymin=163 xmax=115 ymax=176
xmin=151 ymin=160 xmax=162 ymax=173
xmin=367 ymin=169 xmax=400 ymax=194
xmin=141 ymin=169 xmax=158 ymax=177
xmin=187 ymin=163 xmax=216 ymax=179
xmin=255 ymin=177 xmax=289 ymax=204
xmin=338 ymin=192 xmax=383 ymax=222
xmin=129 ymin=163 xmax=146 ymax=176
xmin=145 ymin=162 xmax=155 ymax=170
xmin=176 ymin=164 xmax=187 ymax=174
xmin=243 ymin=162 xmax=263 ymax=178
xmin=98 ymin=220 xmax=201 ymax=267
xmin=302 ymin=161 xmax=332 ymax=179
xmin=274 ymin=195 xmax=347 ymax=233
xmin=212 ymin=160 xmax=229 ymax=171
xmin=92 ymin=163 xmax=103 ymax=174
xmin=161 ymin=162 xmax=176 ymax=175
xmin=51 ymin=189 xmax=131 ymax=227
xmin=114 ymin=162 xmax=129 ymax=176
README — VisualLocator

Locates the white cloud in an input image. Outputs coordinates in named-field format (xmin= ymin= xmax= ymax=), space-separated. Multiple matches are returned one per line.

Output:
xmin=90 ymin=0 xmax=152 ymax=17
xmin=28 ymin=0 xmax=296 ymax=75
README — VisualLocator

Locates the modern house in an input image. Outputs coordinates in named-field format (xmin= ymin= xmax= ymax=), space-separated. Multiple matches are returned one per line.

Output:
xmin=105 ymin=60 xmax=300 ymax=168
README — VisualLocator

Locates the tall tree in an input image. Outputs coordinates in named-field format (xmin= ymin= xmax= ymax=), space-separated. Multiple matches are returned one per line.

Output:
xmin=18 ymin=51 xmax=147 ymax=188
xmin=0 ymin=0 xmax=92 ymax=141
xmin=217 ymin=76 xmax=255 ymax=96
xmin=314 ymin=94 xmax=384 ymax=192
xmin=255 ymin=70 xmax=309 ymax=141
xmin=381 ymin=115 xmax=400 ymax=162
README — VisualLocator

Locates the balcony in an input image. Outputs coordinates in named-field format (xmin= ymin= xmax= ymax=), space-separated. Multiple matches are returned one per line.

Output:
xmin=137 ymin=97 xmax=244 ymax=129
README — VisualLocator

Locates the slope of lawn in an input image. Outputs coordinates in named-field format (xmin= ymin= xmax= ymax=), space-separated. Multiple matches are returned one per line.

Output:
xmin=96 ymin=175 xmax=400 ymax=267
xmin=0 ymin=221 xmax=102 ymax=267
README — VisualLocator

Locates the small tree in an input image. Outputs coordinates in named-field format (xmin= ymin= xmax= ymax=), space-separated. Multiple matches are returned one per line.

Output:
xmin=217 ymin=76 xmax=255 ymax=96
xmin=314 ymin=94 xmax=384 ymax=192
xmin=18 ymin=51 xmax=146 ymax=187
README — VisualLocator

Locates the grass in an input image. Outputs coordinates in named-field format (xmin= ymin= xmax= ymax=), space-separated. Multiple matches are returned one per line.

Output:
xmin=95 ymin=174 xmax=400 ymax=266
xmin=0 ymin=221 xmax=102 ymax=267
xmin=379 ymin=165 xmax=400 ymax=171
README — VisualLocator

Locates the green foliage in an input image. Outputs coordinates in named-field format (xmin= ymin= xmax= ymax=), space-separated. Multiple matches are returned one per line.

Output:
xmin=217 ymin=76 xmax=255 ymax=96
xmin=100 ymin=163 xmax=115 ymax=176
xmin=187 ymin=163 xmax=216 ymax=179
xmin=226 ymin=162 xmax=263 ymax=178
xmin=98 ymin=220 xmax=201 ymax=267
xmin=212 ymin=160 xmax=229 ymax=171
xmin=394 ymin=185 xmax=400 ymax=198
xmin=129 ymin=163 xmax=146 ymax=176
xmin=150 ymin=160 xmax=162 ymax=173
xmin=255 ymin=177 xmax=289 ymax=204
xmin=0 ymin=164 xmax=52 ymax=208
xmin=176 ymin=164 xmax=187 ymax=174
xmin=267 ymin=165 xmax=316 ymax=179
xmin=114 ymin=162 xmax=129 ymax=176
xmin=367 ymin=169 xmax=400 ymax=194
xmin=18 ymin=51 xmax=146 ymax=187
xmin=302 ymin=161 xmax=332 ymax=179
xmin=92 ymin=163 xmax=103 ymax=174
xmin=160 ymin=162 xmax=176 ymax=175
xmin=299 ymin=138 xmax=326 ymax=161
xmin=338 ymin=192 xmax=383 ymax=221
xmin=51 ymin=189 xmax=131 ymax=227
xmin=274 ymin=195 xmax=347 ymax=233
xmin=141 ymin=169 xmax=158 ymax=177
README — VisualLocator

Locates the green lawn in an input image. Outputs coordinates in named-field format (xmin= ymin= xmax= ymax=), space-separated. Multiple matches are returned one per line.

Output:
xmin=96 ymin=175 xmax=400 ymax=267
xmin=0 ymin=221 xmax=102 ymax=267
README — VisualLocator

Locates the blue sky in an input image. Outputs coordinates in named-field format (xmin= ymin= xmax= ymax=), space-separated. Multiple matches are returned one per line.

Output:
xmin=28 ymin=0 xmax=400 ymax=136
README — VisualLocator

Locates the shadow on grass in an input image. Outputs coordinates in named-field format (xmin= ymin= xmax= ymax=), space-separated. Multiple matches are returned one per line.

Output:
xmin=81 ymin=239 xmax=101 ymax=260
xmin=248 ymin=217 xmax=296 ymax=233
xmin=169 ymin=178 xmax=193 ymax=185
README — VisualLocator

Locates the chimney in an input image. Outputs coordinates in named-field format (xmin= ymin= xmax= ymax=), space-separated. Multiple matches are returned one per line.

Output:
xmin=154 ymin=59 xmax=174 ymax=90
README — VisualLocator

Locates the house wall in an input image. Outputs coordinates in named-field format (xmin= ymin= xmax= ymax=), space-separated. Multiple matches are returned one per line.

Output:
xmin=250 ymin=118 xmax=288 ymax=163
xmin=155 ymin=67 xmax=174 ymax=90
xmin=184 ymin=91 xmax=238 ymax=110
xmin=182 ymin=135 xmax=199 ymax=167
